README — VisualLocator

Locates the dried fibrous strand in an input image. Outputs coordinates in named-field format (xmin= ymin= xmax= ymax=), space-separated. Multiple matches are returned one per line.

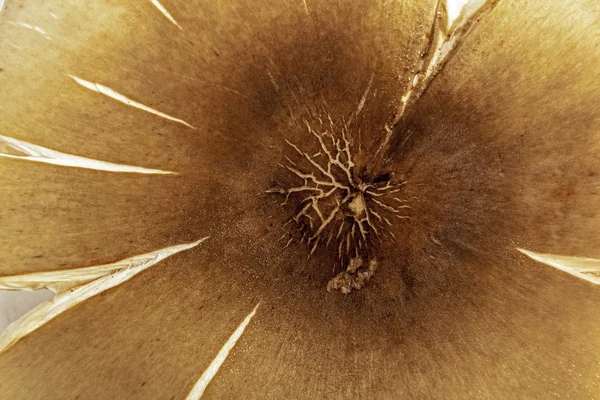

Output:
xmin=395 ymin=0 xmax=501 ymax=124
xmin=7 ymin=21 xmax=51 ymax=40
xmin=185 ymin=303 xmax=260 ymax=400
xmin=68 ymin=75 xmax=196 ymax=129
xmin=0 ymin=238 xmax=208 ymax=354
xmin=373 ymin=0 xmax=501 ymax=165
xmin=518 ymin=248 xmax=600 ymax=285
xmin=0 ymin=135 xmax=176 ymax=174
xmin=150 ymin=0 xmax=183 ymax=30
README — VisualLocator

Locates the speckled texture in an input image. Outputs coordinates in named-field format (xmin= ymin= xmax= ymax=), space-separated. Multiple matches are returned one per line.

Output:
xmin=0 ymin=0 xmax=598 ymax=399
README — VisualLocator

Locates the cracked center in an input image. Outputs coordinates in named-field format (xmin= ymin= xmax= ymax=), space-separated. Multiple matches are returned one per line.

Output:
xmin=347 ymin=193 xmax=366 ymax=219
xmin=268 ymin=117 xmax=410 ymax=293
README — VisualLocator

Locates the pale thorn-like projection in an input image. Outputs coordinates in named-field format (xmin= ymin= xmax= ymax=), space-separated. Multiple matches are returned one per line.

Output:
xmin=67 ymin=75 xmax=196 ymax=129
xmin=0 ymin=237 xmax=209 ymax=354
xmin=0 ymin=134 xmax=176 ymax=174
xmin=518 ymin=248 xmax=600 ymax=285
xmin=301 ymin=0 xmax=309 ymax=16
xmin=0 ymin=0 xmax=599 ymax=397
xmin=185 ymin=303 xmax=260 ymax=400
xmin=346 ymin=71 xmax=374 ymax=126
xmin=0 ymin=238 xmax=206 ymax=293
xmin=446 ymin=0 xmax=488 ymax=30
xmin=373 ymin=0 xmax=500 ymax=172
xmin=398 ymin=0 xmax=498 ymax=119
xmin=150 ymin=0 xmax=183 ymax=30
xmin=0 ymin=290 xmax=54 ymax=334
xmin=7 ymin=21 xmax=51 ymax=40
xmin=446 ymin=0 xmax=470 ymax=27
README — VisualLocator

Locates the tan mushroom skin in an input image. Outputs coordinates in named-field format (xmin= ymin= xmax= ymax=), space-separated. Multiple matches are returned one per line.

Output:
xmin=0 ymin=0 xmax=599 ymax=399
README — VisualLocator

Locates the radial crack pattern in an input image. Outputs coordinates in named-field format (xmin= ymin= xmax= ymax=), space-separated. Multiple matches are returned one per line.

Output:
xmin=268 ymin=116 xmax=409 ymax=291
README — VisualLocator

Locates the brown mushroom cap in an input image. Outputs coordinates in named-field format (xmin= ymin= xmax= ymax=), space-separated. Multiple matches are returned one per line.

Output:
xmin=0 ymin=0 xmax=598 ymax=398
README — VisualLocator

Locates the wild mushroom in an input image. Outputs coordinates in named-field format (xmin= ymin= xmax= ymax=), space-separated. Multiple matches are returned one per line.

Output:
xmin=0 ymin=0 xmax=598 ymax=398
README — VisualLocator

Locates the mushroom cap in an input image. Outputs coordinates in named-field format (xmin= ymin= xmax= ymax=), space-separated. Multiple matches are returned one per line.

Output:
xmin=0 ymin=0 xmax=598 ymax=399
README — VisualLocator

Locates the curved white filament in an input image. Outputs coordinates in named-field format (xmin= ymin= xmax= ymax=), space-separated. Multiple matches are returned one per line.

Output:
xmin=0 ymin=290 xmax=54 ymax=334
xmin=68 ymin=75 xmax=196 ymax=129
xmin=0 ymin=237 xmax=209 ymax=354
xmin=7 ymin=21 xmax=51 ymax=40
xmin=0 ymin=135 xmax=176 ymax=174
xmin=186 ymin=303 xmax=260 ymax=399
xmin=518 ymin=248 xmax=600 ymax=285
xmin=394 ymin=0 xmax=496 ymax=125
xmin=150 ymin=0 xmax=183 ymax=30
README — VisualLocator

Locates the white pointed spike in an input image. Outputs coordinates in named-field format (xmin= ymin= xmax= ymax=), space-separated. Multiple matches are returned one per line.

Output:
xmin=0 ymin=134 xmax=175 ymax=174
xmin=347 ymin=72 xmax=374 ymax=125
xmin=393 ymin=0 xmax=497 ymax=125
xmin=68 ymin=75 xmax=195 ymax=129
xmin=446 ymin=0 xmax=469 ymax=27
xmin=447 ymin=0 xmax=488 ymax=32
xmin=8 ymin=21 xmax=51 ymax=40
xmin=186 ymin=303 xmax=260 ymax=400
xmin=0 ymin=290 xmax=55 ymax=335
xmin=301 ymin=0 xmax=309 ymax=15
xmin=517 ymin=248 xmax=600 ymax=285
xmin=150 ymin=0 xmax=183 ymax=30
xmin=0 ymin=237 xmax=209 ymax=354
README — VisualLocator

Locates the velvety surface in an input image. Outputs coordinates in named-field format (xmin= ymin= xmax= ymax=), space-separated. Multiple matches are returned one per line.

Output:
xmin=0 ymin=0 xmax=598 ymax=398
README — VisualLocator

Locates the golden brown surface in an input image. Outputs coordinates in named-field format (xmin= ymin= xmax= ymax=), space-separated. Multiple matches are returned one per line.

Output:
xmin=0 ymin=0 xmax=598 ymax=398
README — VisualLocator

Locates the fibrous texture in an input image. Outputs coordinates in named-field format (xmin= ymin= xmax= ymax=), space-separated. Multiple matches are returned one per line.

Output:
xmin=0 ymin=0 xmax=598 ymax=399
